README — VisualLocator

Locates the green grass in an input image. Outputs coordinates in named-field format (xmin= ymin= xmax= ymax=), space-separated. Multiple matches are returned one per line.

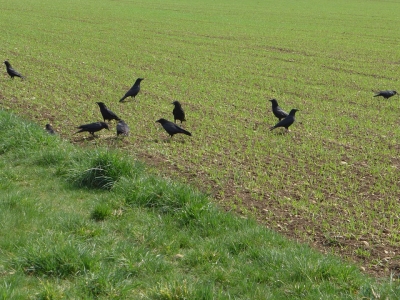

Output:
xmin=0 ymin=110 xmax=399 ymax=299
xmin=1 ymin=0 xmax=400 ymax=277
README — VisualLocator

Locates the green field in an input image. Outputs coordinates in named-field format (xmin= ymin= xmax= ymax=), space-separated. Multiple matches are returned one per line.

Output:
xmin=1 ymin=0 xmax=400 ymax=280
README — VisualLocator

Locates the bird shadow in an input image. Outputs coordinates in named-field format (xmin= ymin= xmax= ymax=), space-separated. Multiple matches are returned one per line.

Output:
xmin=153 ymin=138 xmax=186 ymax=144
xmin=270 ymin=130 xmax=290 ymax=135
xmin=73 ymin=135 xmax=99 ymax=142
xmin=103 ymin=135 xmax=131 ymax=145
xmin=119 ymin=99 xmax=137 ymax=104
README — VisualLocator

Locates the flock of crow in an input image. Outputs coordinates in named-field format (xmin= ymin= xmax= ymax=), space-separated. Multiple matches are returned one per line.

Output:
xmin=4 ymin=60 xmax=192 ymax=139
xmin=268 ymin=90 xmax=399 ymax=131
xmin=4 ymin=60 xmax=398 ymax=139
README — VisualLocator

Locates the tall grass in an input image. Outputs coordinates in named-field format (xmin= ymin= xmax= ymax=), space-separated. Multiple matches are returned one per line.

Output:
xmin=66 ymin=150 xmax=143 ymax=190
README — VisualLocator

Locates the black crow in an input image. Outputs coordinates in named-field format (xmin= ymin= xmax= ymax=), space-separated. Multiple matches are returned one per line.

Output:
xmin=119 ymin=78 xmax=144 ymax=102
xmin=45 ymin=124 xmax=55 ymax=134
xmin=75 ymin=122 xmax=109 ymax=136
xmin=96 ymin=102 xmax=120 ymax=122
xmin=156 ymin=118 xmax=192 ymax=137
xmin=373 ymin=90 xmax=397 ymax=99
xmin=116 ymin=120 xmax=129 ymax=136
xmin=172 ymin=100 xmax=186 ymax=124
xmin=4 ymin=60 xmax=24 ymax=79
xmin=269 ymin=98 xmax=288 ymax=121
xmin=270 ymin=109 xmax=299 ymax=131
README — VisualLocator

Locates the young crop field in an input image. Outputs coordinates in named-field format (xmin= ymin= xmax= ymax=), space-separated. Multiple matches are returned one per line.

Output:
xmin=1 ymin=0 xmax=400 ymax=278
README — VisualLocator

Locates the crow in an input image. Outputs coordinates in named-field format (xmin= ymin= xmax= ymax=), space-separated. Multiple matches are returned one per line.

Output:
xmin=156 ymin=118 xmax=192 ymax=137
xmin=4 ymin=60 xmax=24 ymax=79
xmin=45 ymin=124 xmax=55 ymax=134
xmin=96 ymin=102 xmax=120 ymax=122
xmin=269 ymin=98 xmax=288 ymax=121
xmin=373 ymin=90 xmax=397 ymax=99
xmin=270 ymin=109 xmax=299 ymax=131
xmin=119 ymin=78 xmax=144 ymax=102
xmin=75 ymin=122 xmax=109 ymax=136
xmin=172 ymin=100 xmax=186 ymax=124
xmin=116 ymin=120 xmax=129 ymax=136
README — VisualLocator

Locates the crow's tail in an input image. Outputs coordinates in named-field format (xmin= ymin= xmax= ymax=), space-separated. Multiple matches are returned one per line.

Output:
xmin=181 ymin=128 xmax=192 ymax=136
